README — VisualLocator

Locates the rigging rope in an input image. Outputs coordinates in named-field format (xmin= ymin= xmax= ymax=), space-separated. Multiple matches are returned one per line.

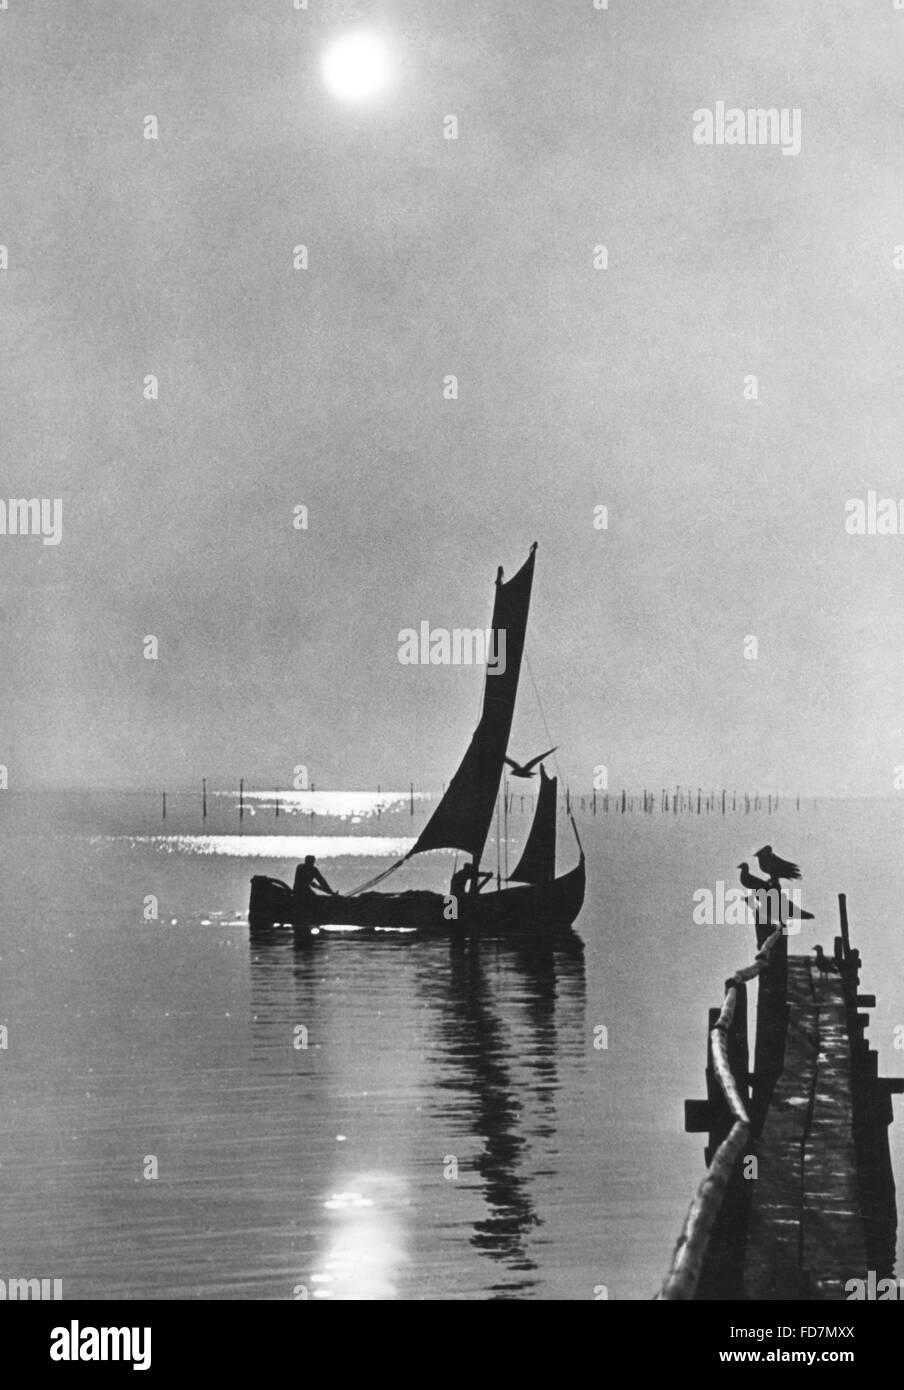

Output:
xmin=525 ymin=650 xmax=580 ymax=852
xmin=346 ymin=855 xmax=408 ymax=897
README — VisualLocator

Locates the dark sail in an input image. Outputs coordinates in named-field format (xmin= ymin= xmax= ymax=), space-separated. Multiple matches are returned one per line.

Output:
xmin=509 ymin=765 xmax=557 ymax=884
xmin=406 ymin=543 xmax=537 ymax=863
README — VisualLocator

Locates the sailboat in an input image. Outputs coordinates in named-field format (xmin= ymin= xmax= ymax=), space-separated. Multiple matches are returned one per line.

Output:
xmin=248 ymin=543 xmax=586 ymax=937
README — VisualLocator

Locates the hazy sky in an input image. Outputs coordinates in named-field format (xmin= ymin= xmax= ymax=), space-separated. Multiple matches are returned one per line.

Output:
xmin=1 ymin=0 xmax=902 ymax=794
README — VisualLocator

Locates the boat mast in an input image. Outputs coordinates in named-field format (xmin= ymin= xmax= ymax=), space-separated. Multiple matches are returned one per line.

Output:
xmin=472 ymin=563 xmax=506 ymax=896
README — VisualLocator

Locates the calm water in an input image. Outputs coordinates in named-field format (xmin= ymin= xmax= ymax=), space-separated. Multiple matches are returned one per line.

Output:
xmin=1 ymin=791 xmax=903 ymax=1300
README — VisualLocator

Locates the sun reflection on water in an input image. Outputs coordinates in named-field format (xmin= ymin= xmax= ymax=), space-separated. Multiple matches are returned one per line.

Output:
xmin=103 ymin=835 xmax=415 ymax=859
xmin=308 ymin=1172 xmax=409 ymax=1300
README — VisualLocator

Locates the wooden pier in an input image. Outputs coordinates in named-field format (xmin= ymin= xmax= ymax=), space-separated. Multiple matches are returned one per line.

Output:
xmin=659 ymin=895 xmax=904 ymax=1300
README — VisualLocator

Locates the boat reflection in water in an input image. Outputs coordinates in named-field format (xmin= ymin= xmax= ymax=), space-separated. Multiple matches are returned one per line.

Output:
xmin=415 ymin=934 xmax=586 ymax=1295
xmin=248 ymin=925 xmax=585 ymax=1299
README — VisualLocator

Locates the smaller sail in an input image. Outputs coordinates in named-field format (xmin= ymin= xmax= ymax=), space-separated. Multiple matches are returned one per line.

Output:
xmin=509 ymin=765 xmax=557 ymax=884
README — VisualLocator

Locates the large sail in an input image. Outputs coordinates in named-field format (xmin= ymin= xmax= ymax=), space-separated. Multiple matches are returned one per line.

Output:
xmin=508 ymin=764 xmax=557 ymax=884
xmin=406 ymin=543 xmax=537 ymax=863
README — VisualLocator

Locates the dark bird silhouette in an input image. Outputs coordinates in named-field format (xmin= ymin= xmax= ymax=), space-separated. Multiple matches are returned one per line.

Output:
xmin=738 ymin=862 xmax=771 ymax=893
xmin=737 ymin=863 xmax=814 ymax=920
xmin=812 ymin=945 xmax=839 ymax=978
xmin=755 ymin=845 xmax=801 ymax=882
xmin=503 ymin=748 xmax=557 ymax=778
xmin=783 ymin=896 xmax=814 ymax=920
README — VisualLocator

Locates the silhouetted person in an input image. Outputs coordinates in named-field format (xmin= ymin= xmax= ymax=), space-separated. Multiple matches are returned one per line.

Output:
xmin=450 ymin=862 xmax=493 ymax=897
xmin=294 ymin=854 xmax=337 ymax=902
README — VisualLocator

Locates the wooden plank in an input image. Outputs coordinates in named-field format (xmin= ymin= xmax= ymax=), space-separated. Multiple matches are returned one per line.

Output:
xmin=744 ymin=958 xmax=869 ymax=1300
xmin=800 ymin=970 xmax=868 ymax=1297
xmin=744 ymin=960 xmax=818 ymax=1299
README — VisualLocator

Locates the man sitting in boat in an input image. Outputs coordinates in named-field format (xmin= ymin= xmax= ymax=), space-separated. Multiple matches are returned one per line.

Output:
xmin=293 ymin=855 xmax=338 ymax=902
xmin=449 ymin=862 xmax=493 ymax=898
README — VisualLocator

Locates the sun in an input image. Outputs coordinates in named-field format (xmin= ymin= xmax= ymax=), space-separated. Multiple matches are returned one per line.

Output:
xmin=321 ymin=31 xmax=393 ymax=102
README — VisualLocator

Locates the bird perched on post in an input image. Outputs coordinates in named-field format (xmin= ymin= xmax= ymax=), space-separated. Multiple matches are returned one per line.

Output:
xmin=754 ymin=845 xmax=801 ymax=882
xmin=503 ymin=748 xmax=557 ymax=778
xmin=737 ymin=862 xmax=814 ymax=923
xmin=812 ymin=944 xmax=839 ymax=979
xmin=738 ymin=862 xmax=771 ymax=894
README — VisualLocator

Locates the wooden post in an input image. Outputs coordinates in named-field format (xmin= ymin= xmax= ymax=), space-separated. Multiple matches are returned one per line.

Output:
xmin=202 ymin=778 xmax=207 ymax=820
xmin=275 ymin=790 xmax=279 ymax=819
xmin=410 ymin=782 xmax=414 ymax=816
xmin=239 ymin=778 xmax=244 ymax=822
xmin=162 ymin=790 xmax=166 ymax=821
xmin=751 ymin=929 xmax=788 ymax=1133
xmin=838 ymin=892 xmax=851 ymax=963
xmin=621 ymin=788 xmax=626 ymax=813
xmin=697 ymin=787 xmax=701 ymax=814
xmin=721 ymin=788 xmax=726 ymax=815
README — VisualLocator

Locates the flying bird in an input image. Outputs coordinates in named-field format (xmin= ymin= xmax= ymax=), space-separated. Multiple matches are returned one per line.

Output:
xmin=755 ymin=845 xmax=801 ymax=882
xmin=503 ymin=748 xmax=557 ymax=778
xmin=812 ymin=945 xmax=839 ymax=979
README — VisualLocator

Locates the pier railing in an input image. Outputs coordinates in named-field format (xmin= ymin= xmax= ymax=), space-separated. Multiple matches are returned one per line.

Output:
xmin=661 ymin=896 xmax=904 ymax=1301
xmin=657 ymin=926 xmax=785 ymax=1301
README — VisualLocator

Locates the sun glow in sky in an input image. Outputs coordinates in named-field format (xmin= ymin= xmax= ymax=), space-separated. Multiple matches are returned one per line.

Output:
xmin=321 ymin=31 xmax=393 ymax=102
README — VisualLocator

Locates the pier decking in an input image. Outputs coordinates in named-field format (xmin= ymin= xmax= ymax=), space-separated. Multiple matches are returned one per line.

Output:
xmin=659 ymin=896 xmax=903 ymax=1300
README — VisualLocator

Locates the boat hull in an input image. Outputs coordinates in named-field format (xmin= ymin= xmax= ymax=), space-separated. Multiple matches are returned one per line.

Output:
xmin=248 ymin=857 xmax=585 ymax=938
